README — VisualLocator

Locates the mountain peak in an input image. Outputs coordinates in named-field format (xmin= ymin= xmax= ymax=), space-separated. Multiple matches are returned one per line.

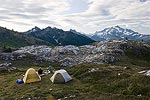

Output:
xmin=33 ymin=26 xmax=41 ymax=30
xmin=69 ymin=29 xmax=85 ymax=35
xmin=70 ymin=29 xmax=76 ymax=32
xmin=70 ymin=29 xmax=78 ymax=33
xmin=23 ymin=26 xmax=95 ymax=46
xmin=45 ymin=26 xmax=52 ymax=29
xmin=91 ymin=26 xmax=145 ymax=41
xmin=44 ymin=26 xmax=52 ymax=31
xmin=30 ymin=26 xmax=41 ymax=32
xmin=114 ymin=25 xmax=121 ymax=28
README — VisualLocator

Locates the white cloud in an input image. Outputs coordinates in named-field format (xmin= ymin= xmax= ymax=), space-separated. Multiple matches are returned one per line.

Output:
xmin=58 ymin=0 xmax=150 ymax=34
xmin=0 ymin=0 xmax=150 ymax=34
xmin=0 ymin=0 xmax=70 ymax=31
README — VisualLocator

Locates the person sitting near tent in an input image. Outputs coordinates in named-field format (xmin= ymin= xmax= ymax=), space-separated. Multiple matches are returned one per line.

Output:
xmin=47 ymin=66 xmax=54 ymax=74
xmin=38 ymin=67 xmax=43 ymax=75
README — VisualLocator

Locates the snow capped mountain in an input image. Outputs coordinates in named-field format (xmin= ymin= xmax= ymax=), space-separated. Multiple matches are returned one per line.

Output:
xmin=90 ymin=26 xmax=148 ymax=41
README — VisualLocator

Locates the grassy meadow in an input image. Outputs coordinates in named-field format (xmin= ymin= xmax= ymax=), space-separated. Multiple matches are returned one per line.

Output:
xmin=0 ymin=61 xmax=150 ymax=100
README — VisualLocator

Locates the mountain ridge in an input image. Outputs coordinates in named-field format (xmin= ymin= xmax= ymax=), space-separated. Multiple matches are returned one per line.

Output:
xmin=90 ymin=26 xmax=150 ymax=41
xmin=0 ymin=26 xmax=51 ymax=49
xmin=0 ymin=25 xmax=149 ymax=49
xmin=23 ymin=26 xmax=95 ymax=46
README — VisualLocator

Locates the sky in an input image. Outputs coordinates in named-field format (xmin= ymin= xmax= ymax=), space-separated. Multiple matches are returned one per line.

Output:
xmin=0 ymin=0 xmax=150 ymax=34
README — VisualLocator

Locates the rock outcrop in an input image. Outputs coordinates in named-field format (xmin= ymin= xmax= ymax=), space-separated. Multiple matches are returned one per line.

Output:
xmin=1 ymin=40 xmax=150 ymax=67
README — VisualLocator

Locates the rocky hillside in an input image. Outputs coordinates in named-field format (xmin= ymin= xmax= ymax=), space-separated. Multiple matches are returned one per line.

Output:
xmin=90 ymin=26 xmax=150 ymax=42
xmin=1 ymin=40 xmax=149 ymax=67
xmin=23 ymin=26 xmax=95 ymax=46
xmin=0 ymin=40 xmax=150 ymax=100
xmin=0 ymin=26 xmax=50 ymax=48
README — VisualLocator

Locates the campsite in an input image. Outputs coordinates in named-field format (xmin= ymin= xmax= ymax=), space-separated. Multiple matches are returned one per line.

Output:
xmin=1 ymin=60 xmax=150 ymax=100
xmin=0 ymin=0 xmax=150 ymax=99
xmin=0 ymin=65 xmax=79 ymax=100
xmin=0 ymin=40 xmax=150 ymax=99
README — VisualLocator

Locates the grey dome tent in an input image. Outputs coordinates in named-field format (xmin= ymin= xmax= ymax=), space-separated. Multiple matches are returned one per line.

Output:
xmin=50 ymin=69 xmax=72 ymax=83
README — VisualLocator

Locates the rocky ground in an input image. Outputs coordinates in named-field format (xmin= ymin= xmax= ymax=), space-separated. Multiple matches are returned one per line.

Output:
xmin=0 ymin=40 xmax=150 ymax=66
xmin=0 ymin=40 xmax=149 ymax=67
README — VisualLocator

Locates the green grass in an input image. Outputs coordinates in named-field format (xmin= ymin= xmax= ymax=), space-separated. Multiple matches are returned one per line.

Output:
xmin=1 ymin=62 xmax=150 ymax=100
xmin=67 ymin=63 xmax=150 ymax=100
xmin=0 ymin=68 xmax=85 ymax=100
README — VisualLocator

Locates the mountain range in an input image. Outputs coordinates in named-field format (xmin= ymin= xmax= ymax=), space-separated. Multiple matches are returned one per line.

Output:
xmin=0 ymin=26 xmax=95 ymax=49
xmin=23 ymin=26 xmax=95 ymax=46
xmin=0 ymin=25 xmax=150 ymax=49
xmin=90 ymin=26 xmax=150 ymax=41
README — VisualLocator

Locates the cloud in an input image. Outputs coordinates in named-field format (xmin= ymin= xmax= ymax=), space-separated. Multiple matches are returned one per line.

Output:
xmin=0 ymin=0 xmax=70 ymax=14
xmin=0 ymin=0 xmax=70 ymax=29
xmin=8 ymin=13 xmax=46 ymax=19
xmin=34 ymin=19 xmax=61 ymax=27
xmin=0 ymin=16 xmax=11 ymax=20
xmin=0 ymin=0 xmax=149 ymax=34
xmin=57 ymin=0 xmax=150 ymax=34
xmin=1 ymin=19 xmax=31 ymax=26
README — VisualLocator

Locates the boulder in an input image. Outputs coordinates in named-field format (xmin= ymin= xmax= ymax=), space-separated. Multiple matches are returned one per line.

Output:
xmin=60 ymin=57 xmax=76 ymax=67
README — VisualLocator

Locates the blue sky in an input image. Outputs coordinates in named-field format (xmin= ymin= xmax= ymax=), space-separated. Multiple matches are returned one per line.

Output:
xmin=0 ymin=0 xmax=150 ymax=34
